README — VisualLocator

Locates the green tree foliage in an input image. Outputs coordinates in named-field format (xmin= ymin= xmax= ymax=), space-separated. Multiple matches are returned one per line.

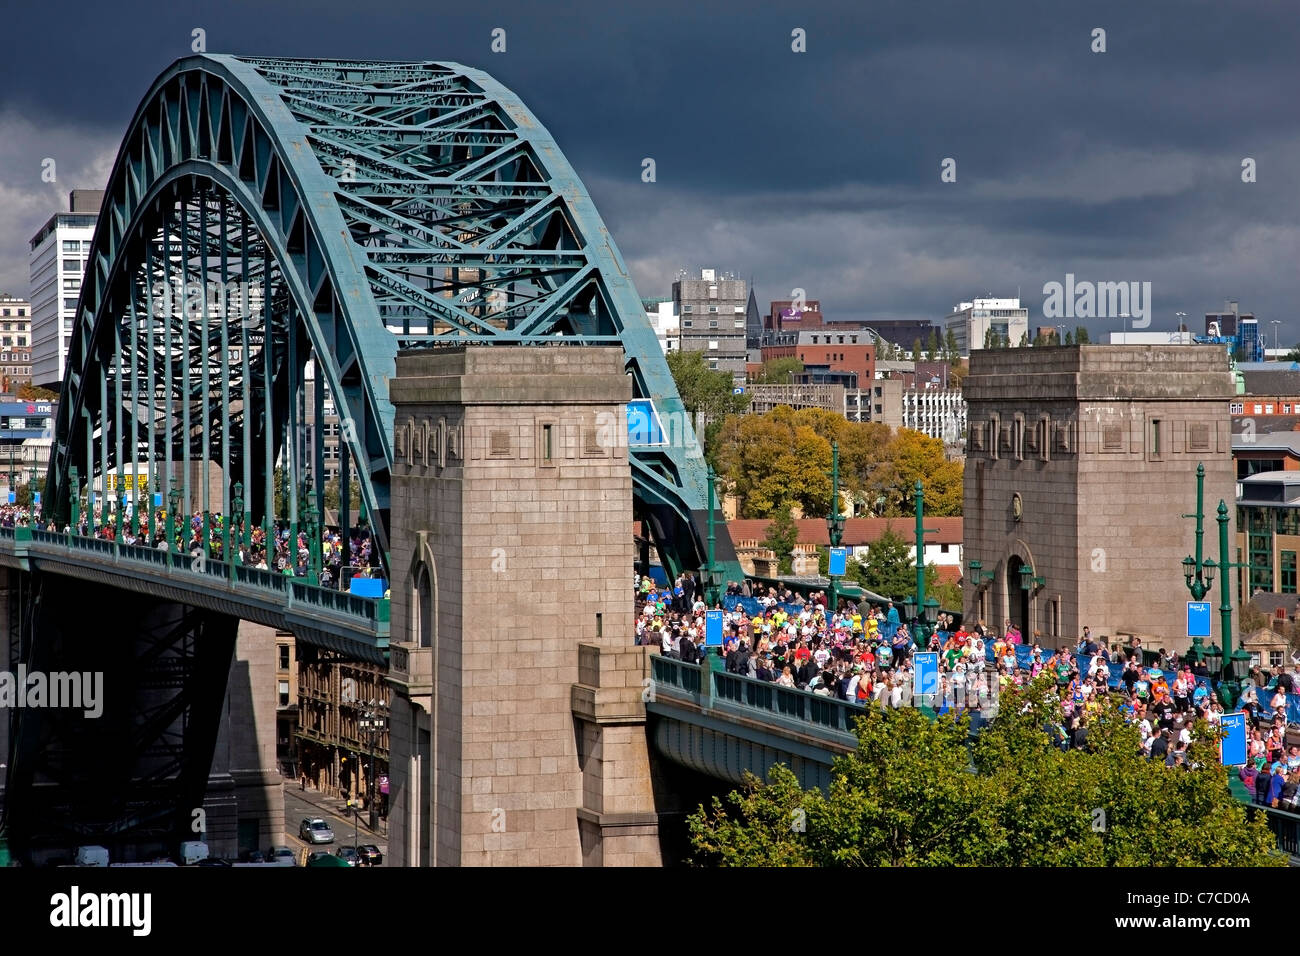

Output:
xmin=761 ymin=504 xmax=800 ymax=574
xmin=1064 ymin=331 xmax=1074 ymax=346
xmin=666 ymin=348 xmax=749 ymax=424
xmin=753 ymin=357 xmax=805 ymax=384
xmin=715 ymin=410 xmax=961 ymax=519
xmin=912 ymin=337 xmax=923 ymax=361
xmin=14 ymin=482 xmax=33 ymax=508
xmin=851 ymin=523 xmax=939 ymax=599
xmin=324 ymin=478 xmax=361 ymax=513
xmin=943 ymin=329 xmax=960 ymax=366
xmin=925 ymin=330 xmax=940 ymax=362
xmin=688 ymin=678 xmax=1284 ymax=867
xmin=1075 ymin=326 xmax=1091 ymax=344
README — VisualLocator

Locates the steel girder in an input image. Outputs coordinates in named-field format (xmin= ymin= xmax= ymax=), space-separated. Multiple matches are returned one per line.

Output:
xmin=48 ymin=55 xmax=733 ymax=582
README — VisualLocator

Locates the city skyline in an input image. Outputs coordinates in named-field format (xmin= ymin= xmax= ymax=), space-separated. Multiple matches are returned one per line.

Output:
xmin=0 ymin=0 xmax=1296 ymax=341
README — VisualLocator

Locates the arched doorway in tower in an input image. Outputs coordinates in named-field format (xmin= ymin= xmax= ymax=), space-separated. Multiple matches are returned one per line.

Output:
xmin=1006 ymin=555 xmax=1030 ymax=638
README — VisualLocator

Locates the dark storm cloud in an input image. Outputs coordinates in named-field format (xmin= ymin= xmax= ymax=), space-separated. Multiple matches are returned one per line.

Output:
xmin=0 ymin=0 xmax=1295 ymax=339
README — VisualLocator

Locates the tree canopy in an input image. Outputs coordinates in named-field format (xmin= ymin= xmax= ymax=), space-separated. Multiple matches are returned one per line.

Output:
xmin=714 ymin=407 xmax=962 ymax=519
xmin=688 ymin=679 xmax=1284 ymax=867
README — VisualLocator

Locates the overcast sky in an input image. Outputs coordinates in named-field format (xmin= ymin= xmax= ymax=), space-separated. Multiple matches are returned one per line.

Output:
xmin=0 ymin=0 xmax=1296 ymax=341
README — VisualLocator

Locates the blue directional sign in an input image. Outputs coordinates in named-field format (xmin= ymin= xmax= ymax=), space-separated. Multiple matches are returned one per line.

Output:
xmin=626 ymin=399 xmax=666 ymax=446
xmin=33 ymin=492 xmax=40 ymax=506
xmin=705 ymin=609 xmax=724 ymax=646
xmin=1221 ymin=712 xmax=1247 ymax=766
xmin=6 ymin=492 xmax=13 ymax=505
xmin=913 ymin=651 xmax=939 ymax=698
xmin=732 ymin=386 xmax=745 ymax=395
xmin=828 ymin=546 xmax=848 ymax=577
xmin=154 ymin=493 xmax=163 ymax=507
xmin=1187 ymin=601 xmax=1212 ymax=638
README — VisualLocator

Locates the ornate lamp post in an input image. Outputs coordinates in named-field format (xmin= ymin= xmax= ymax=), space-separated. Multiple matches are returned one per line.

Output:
xmin=359 ymin=708 xmax=387 ymax=832
xmin=1182 ymin=463 xmax=1267 ymax=705
xmin=825 ymin=441 xmax=845 ymax=617
xmin=167 ymin=483 xmax=180 ymax=554
xmin=303 ymin=496 xmax=321 ymax=586
xmin=232 ymin=481 xmax=244 ymax=563
xmin=912 ymin=479 xmax=938 ymax=646
xmin=703 ymin=464 xmax=721 ymax=606
xmin=115 ymin=489 xmax=126 ymax=543
xmin=68 ymin=465 xmax=80 ymax=535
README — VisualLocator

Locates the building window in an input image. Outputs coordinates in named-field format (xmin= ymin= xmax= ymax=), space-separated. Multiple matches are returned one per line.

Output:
xmin=1265 ymin=404 xmax=1275 ymax=415
xmin=682 ymin=306 xmax=692 ymax=313
xmin=1151 ymin=419 xmax=1161 ymax=458
xmin=279 ymin=644 xmax=290 ymax=670
xmin=62 ymin=240 xmax=79 ymax=253
xmin=1271 ymin=650 xmax=1284 ymax=669
xmin=1286 ymin=404 xmax=1293 ymax=414
xmin=682 ymin=320 xmax=692 ymax=328
xmin=708 ymin=306 xmax=718 ymax=313
xmin=708 ymin=340 xmax=719 ymax=350
xmin=1283 ymin=550 xmax=1296 ymax=594
xmin=542 ymin=424 xmax=553 ymax=461
xmin=1230 ymin=402 xmax=1243 ymax=414
xmin=278 ymin=680 xmax=290 ymax=707
xmin=709 ymin=320 xmax=718 ymax=328
xmin=1254 ymin=404 xmax=1263 ymax=414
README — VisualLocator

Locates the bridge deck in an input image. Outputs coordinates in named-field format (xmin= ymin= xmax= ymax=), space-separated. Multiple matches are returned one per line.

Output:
xmin=0 ymin=527 xmax=388 ymax=663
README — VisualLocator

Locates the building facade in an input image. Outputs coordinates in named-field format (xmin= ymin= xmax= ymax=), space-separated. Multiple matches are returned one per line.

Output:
xmin=0 ymin=295 xmax=32 ymax=391
xmin=642 ymin=297 xmax=680 ymax=354
xmin=295 ymin=644 xmax=390 ymax=806
xmin=946 ymin=297 xmax=1029 ymax=356
xmin=902 ymin=387 xmax=967 ymax=445
xmin=673 ymin=269 xmax=747 ymax=382
xmin=29 ymin=190 xmax=102 ymax=390
xmin=962 ymin=345 xmax=1236 ymax=650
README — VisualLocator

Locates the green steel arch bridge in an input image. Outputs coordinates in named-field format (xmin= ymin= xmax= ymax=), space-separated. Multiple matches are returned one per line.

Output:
xmin=0 ymin=54 xmax=744 ymax=859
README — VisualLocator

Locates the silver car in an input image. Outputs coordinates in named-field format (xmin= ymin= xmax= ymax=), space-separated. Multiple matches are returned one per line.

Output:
xmin=298 ymin=818 xmax=334 ymax=844
xmin=267 ymin=845 xmax=297 ymax=866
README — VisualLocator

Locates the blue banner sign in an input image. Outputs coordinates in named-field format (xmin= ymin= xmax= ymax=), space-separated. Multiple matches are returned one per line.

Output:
xmin=913 ymin=651 xmax=939 ymax=697
xmin=705 ymin=609 xmax=724 ymax=646
xmin=1221 ymin=712 xmax=1247 ymax=766
xmin=1187 ymin=601 xmax=1212 ymax=638
xmin=154 ymin=493 xmax=163 ymax=507
xmin=626 ymin=399 xmax=666 ymax=446
xmin=828 ymin=547 xmax=847 ymax=577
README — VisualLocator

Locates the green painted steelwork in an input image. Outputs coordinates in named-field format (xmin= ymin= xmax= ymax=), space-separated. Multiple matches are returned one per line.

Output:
xmin=45 ymin=55 xmax=739 ymax=586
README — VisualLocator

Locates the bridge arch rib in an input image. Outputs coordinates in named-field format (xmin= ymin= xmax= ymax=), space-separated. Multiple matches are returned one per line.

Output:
xmin=48 ymin=54 xmax=733 ymax=581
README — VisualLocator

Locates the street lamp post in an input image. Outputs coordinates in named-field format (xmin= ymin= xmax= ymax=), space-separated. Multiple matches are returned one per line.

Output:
xmin=704 ymin=464 xmax=720 ymax=605
xmin=825 ymin=441 xmax=845 ymax=617
xmin=913 ymin=479 xmax=938 ymax=646
xmin=359 ymin=709 xmax=386 ymax=831
xmin=68 ymin=465 xmax=80 ymax=535
xmin=1181 ymin=462 xmax=1267 ymax=704
xmin=167 ymin=483 xmax=180 ymax=554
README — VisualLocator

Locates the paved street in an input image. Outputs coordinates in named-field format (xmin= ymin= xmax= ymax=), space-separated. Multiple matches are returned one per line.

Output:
xmin=282 ymin=779 xmax=388 ymax=866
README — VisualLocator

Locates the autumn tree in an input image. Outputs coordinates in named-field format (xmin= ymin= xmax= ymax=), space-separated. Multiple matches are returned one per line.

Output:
xmin=753 ymin=357 xmax=804 ymax=384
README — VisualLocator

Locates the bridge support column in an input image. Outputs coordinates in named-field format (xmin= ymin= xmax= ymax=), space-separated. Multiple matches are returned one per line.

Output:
xmin=386 ymin=345 xmax=659 ymax=866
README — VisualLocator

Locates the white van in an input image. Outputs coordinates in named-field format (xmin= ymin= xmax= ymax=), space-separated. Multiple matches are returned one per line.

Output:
xmin=75 ymin=845 xmax=110 ymax=866
xmin=178 ymin=841 xmax=209 ymax=865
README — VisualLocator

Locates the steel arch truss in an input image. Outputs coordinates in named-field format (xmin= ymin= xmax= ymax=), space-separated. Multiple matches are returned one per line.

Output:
xmin=49 ymin=55 xmax=724 ymax=580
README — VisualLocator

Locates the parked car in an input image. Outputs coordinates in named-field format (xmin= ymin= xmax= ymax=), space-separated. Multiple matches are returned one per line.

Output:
xmin=358 ymin=845 xmax=383 ymax=866
xmin=267 ymin=846 xmax=296 ymax=866
xmin=196 ymin=857 xmax=232 ymax=867
xmin=240 ymin=849 xmax=266 ymax=863
xmin=306 ymin=850 xmax=350 ymax=867
xmin=298 ymin=818 xmax=334 ymax=844
xmin=335 ymin=846 xmax=361 ymax=867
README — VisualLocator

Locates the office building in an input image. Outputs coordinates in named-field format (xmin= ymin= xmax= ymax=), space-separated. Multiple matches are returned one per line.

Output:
xmin=29 ymin=190 xmax=103 ymax=389
xmin=0 ymin=295 xmax=33 ymax=391
xmin=945 ymin=297 xmax=1029 ymax=356
xmin=673 ymin=269 xmax=747 ymax=382
xmin=642 ymin=297 xmax=680 ymax=354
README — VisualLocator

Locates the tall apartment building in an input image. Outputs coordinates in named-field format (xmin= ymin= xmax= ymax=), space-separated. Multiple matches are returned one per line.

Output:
xmin=29 ymin=190 xmax=103 ymax=390
xmin=0 ymin=295 xmax=33 ymax=391
xmin=673 ymin=269 xmax=747 ymax=382
xmin=945 ymin=297 xmax=1029 ymax=356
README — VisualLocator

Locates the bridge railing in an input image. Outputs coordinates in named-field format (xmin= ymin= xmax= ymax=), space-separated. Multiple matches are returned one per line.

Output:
xmin=10 ymin=531 xmax=387 ymax=633
xmin=650 ymin=653 xmax=860 ymax=740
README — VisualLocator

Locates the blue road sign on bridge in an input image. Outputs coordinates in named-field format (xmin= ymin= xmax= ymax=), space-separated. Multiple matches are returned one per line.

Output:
xmin=1187 ymin=601 xmax=1211 ymax=638
xmin=627 ymin=399 xmax=666 ymax=446
xmin=828 ymin=547 xmax=848 ymax=577
xmin=1221 ymin=712 xmax=1247 ymax=766
xmin=914 ymin=651 xmax=939 ymax=698
xmin=705 ymin=609 xmax=724 ymax=646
